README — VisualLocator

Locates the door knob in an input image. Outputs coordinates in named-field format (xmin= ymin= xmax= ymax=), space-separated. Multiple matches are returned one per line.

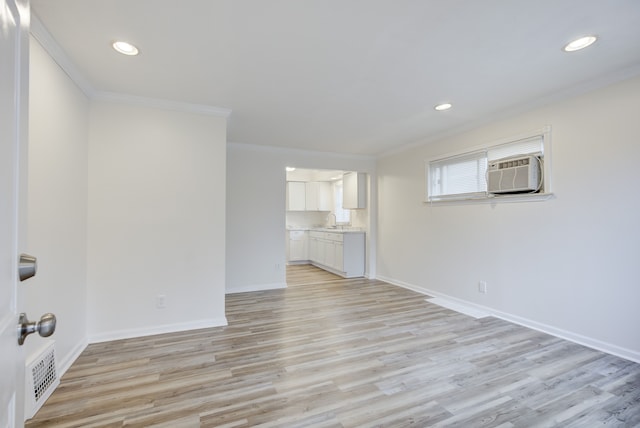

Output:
xmin=19 ymin=253 xmax=37 ymax=281
xmin=17 ymin=312 xmax=56 ymax=345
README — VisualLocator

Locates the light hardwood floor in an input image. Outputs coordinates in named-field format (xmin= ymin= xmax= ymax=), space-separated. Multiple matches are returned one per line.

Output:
xmin=286 ymin=264 xmax=344 ymax=286
xmin=27 ymin=265 xmax=640 ymax=427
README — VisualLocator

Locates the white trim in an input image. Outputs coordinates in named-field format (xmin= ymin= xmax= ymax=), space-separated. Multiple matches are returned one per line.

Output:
xmin=228 ymin=141 xmax=375 ymax=162
xmin=30 ymin=13 xmax=232 ymax=118
xmin=29 ymin=13 xmax=95 ymax=97
xmin=377 ymin=274 xmax=640 ymax=364
xmin=426 ymin=297 xmax=491 ymax=319
xmin=88 ymin=317 xmax=228 ymax=344
xmin=57 ymin=338 xmax=88 ymax=377
xmin=425 ymin=192 xmax=555 ymax=206
xmin=226 ymin=282 xmax=287 ymax=294
xmin=377 ymin=62 xmax=640 ymax=159
xmin=93 ymin=91 xmax=232 ymax=118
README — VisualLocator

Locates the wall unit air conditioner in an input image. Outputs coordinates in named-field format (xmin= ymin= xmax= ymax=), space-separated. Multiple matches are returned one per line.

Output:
xmin=487 ymin=154 xmax=541 ymax=194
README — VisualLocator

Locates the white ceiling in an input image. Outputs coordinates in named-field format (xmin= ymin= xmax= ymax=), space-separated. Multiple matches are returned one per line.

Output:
xmin=31 ymin=0 xmax=640 ymax=156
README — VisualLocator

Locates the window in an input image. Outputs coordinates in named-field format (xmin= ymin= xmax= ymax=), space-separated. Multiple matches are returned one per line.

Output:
xmin=428 ymin=150 xmax=488 ymax=200
xmin=333 ymin=180 xmax=351 ymax=224
xmin=426 ymin=128 xmax=550 ymax=203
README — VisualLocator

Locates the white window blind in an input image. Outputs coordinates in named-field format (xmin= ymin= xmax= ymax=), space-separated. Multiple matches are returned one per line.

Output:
xmin=488 ymin=135 xmax=543 ymax=161
xmin=428 ymin=150 xmax=487 ymax=201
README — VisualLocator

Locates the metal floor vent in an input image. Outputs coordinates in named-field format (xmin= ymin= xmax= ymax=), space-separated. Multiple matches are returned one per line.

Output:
xmin=25 ymin=341 xmax=60 ymax=420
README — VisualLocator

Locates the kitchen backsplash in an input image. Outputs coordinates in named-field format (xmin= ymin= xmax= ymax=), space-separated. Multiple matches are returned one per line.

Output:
xmin=286 ymin=207 xmax=369 ymax=230
xmin=286 ymin=211 xmax=331 ymax=228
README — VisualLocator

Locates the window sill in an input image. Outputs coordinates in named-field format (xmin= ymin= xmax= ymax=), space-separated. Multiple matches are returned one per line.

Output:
xmin=425 ymin=192 xmax=555 ymax=206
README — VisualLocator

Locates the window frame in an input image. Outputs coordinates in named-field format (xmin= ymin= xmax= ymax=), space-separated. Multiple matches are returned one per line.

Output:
xmin=425 ymin=126 xmax=553 ymax=205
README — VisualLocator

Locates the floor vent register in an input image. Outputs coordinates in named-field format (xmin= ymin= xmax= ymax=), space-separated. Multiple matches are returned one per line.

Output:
xmin=25 ymin=341 xmax=60 ymax=420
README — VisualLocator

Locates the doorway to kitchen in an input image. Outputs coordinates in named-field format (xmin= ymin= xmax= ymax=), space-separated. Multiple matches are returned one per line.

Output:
xmin=285 ymin=167 xmax=369 ymax=283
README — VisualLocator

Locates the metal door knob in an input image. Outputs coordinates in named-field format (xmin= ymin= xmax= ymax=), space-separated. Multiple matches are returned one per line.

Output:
xmin=19 ymin=253 xmax=37 ymax=281
xmin=18 ymin=312 xmax=56 ymax=345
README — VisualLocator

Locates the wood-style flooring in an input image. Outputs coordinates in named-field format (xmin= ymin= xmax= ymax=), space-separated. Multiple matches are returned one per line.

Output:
xmin=286 ymin=264 xmax=344 ymax=286
xmin=27 ymin=265 xmax=640 ymax=427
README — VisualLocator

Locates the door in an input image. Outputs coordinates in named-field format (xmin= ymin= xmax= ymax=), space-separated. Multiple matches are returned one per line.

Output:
xmin=1 ymin=0 xmax=29 ymax=426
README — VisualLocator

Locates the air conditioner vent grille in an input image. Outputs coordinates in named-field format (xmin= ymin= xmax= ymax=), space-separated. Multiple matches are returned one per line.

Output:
xmin=488 ymin=154 xmax=541 ymax=194
xmin=498 ymin=157 xmax=530 ymax=169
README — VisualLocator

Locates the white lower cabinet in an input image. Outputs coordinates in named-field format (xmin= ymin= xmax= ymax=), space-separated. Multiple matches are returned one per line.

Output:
xmin=287 ymin=230 xmax=308 ymax=262
xmin=334 ymin=242 xmax=344 ymax=271
xmin=308 ymin=231 xmax=364 ymax=278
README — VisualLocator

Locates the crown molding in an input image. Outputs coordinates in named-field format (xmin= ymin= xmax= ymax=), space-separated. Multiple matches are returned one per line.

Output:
xmin=227 ymin=141 xmax=375 ymax=161
xmin=377 ymin=63 xmax=640 ymax=159
xmin=30 ymin=12 xmax=95 ymax=97
xmin=29 ymin=13 xmax=232 ymax=119
xmin=93 ymin=91 xmax=232 ymax=118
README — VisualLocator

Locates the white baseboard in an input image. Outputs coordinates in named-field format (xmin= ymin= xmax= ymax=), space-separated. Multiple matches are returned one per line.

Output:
xmin=88 ymin=317 xmax=228 ymax=344
xmin=377 ymin=275 xmax=640 ymax=364
xmin=226 ymin=282 xmax=287 ymax=294
xmin=427 ymin=297 xmax=491 ymax=319
xmin=58 ymin=338 xmax=88 ymax=377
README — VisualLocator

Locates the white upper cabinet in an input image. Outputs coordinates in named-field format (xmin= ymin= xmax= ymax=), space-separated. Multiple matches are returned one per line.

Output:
xmin=305 ymin=181 xmax=331 ymax=211
xmin=317 ymin=182 xmax=332 ymax=211
xmin=286 ymin=181 xmax=306 ymax=211
xmin=305 ymin=182 xmax=318 ymax=210
xmin=343 ymin=172 xmax=367 ymax=209
xmin=287 ymin=181 xmax=331 ymax=211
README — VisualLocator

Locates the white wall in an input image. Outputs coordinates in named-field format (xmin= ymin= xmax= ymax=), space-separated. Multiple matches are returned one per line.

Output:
xmin=87 ymin=102 xmax=228 ymax=341
xmin=26 ymin=37 xmax=89 ymax=372
xmin=226 ymin=143 xmax=376 ymax=293
xmin=377 ymin=75 xmax=640 ymax=362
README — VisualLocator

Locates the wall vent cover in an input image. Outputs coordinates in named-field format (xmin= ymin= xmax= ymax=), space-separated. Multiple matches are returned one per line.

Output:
xmin=25 ymin=341 xmax=60 ymax=420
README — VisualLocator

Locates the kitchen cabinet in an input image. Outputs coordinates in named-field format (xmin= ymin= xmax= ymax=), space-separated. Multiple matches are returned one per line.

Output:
xmin=334 ymin=242 xmax=344 ymax=271
xmin=286 ymin=182 xmax=306 ymax=211
xmin=308 ymin=230 xmax=364 ymax=278
xmin=287 ymin=230 xmax=308 ymax=262
xmin=286 ymin=181 xmax=331 ymax=211
xmin=343 ymin=172 xmax=367 ymax=209
xmin=308 ymin=234 xmax=320 ymax=263
xmin=305 ymin=181 xmax=331 ymax=211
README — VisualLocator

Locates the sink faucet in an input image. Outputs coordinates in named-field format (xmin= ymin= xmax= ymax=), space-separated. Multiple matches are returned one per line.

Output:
xmin=327 ymin=213 xmax=337 ymax=227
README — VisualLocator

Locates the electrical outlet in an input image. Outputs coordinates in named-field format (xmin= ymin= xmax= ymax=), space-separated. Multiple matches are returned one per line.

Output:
xmin=156 ymin=294 xmax=167 ymax=309
xmin=275 ymin=263 xmax=281 ymax=271
xmin=478 ymin=281 xmax=487 ymax=294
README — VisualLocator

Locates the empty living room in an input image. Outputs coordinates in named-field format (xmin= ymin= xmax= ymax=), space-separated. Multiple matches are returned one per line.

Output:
xmin=3 ymin=0 xmax=639 ymax=427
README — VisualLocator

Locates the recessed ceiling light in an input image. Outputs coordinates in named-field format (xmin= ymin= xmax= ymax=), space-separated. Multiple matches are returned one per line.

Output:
xmin=434 ymin=103 xmax=452 ymax=111
xmin=563 ymin=36 xmax=597 ymax=52
xmin=112 ymin=41 xmax=139 ymax=56
xmin=286 ymin=167 xmax=296 ymax=172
